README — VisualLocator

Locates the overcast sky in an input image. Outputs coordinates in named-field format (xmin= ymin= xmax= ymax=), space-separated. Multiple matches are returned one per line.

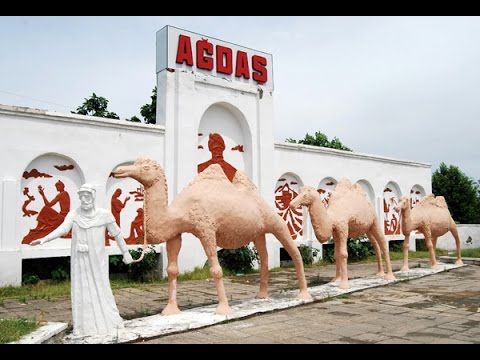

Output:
xmin=1 ymin=16 xmax=479 ymax=180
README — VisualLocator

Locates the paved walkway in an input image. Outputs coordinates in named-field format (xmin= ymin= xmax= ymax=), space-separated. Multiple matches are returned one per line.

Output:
xmin=2 ymin=259 xmax=479 ymax=343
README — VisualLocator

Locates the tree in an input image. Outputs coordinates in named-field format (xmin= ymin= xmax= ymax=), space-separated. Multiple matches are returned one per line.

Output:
xmin=432 ymin=162 xmax=480 ymax=224
xmin=286 ymin=131 xmax=352 ymax=151
xmin=72 ymin=93 xmax=119 ymax=119
xmin=126 ymin=116 xmax=141 ymax=123
xmin=140 ymin=87 xmax=157 ymax=124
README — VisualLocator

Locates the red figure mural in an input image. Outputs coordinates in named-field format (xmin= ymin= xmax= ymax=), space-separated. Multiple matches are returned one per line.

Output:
xmin=22 ymin=180 xmax=71 ymax=244
xmin=106 ymin=188 xmax=130 ymax=245
xmin=129 ymin=186 xmax=144 ymax=201
xmin=231 ymin=144 xmax=244 ymax=152
xmin=198 ymin=133 xmax=237 ymax=182
xmin=23 ymin=169 xmax=52 ymax=179
xmin=54 ymin=164 xmax=75 ymax=171
xmin=22 ymin=187 xmax=38 ymax=217
xmin=125 ymin=208 xmax=144 ymax=244
xmin=275 ymin=183 xmax=303 ymax=240
xmin=383 ymin=187 xmax=400 ymax=235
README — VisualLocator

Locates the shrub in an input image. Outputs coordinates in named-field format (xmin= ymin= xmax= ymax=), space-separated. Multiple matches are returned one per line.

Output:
xmin=128 ymin=246 xmax=158 ymax=281
xmin=298 ymin=244 xmax=319 ymax=265
xmin=321 ymin=235 xmax=373 ymax=263
xmin=217 ymin=246 xmax=258 ymax=274
xmin=22 ymin=273 xmax=40 ymax=286
xmin=51 ymin=267 xmax=69 ymax=282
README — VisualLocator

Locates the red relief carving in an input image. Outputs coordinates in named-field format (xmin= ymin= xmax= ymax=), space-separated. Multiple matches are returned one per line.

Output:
xmin=129 ymin=186 xmax=145 ymax=202
xmin=198 ymin=133 xmax=237 ymax=182
xmin=23 ymin=169 xmax=52 ymax=179
xmin=275 ymin=183 xmax=303 ymax=240
xmin=125 ymin=208 xmax=145 ymax=245
xmin=106 ymin=188 xmax=131 ymax=245
xmin=317 ymin=188 xmax=332 ymax=208
xmin=383 ymin=193 xmax=400 ymax=236
xmin=54 ymin=164 xmax=74 ymax=171
xmin=231 ymin=144 xmax=244 ymax=152
xmin=22 ymin=187 xmax=38 ymax=217
xmin=22 ymin=180 xmax=71 ymax=244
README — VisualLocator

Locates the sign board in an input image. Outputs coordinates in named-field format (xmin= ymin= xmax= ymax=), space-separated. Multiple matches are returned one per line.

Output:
xmin=157 ymin=25 xmax=274 ymax=90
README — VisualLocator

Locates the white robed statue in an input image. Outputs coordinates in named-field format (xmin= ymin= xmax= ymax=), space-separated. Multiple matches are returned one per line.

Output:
xmin=31 ymin=183 xmax=134 ymax=337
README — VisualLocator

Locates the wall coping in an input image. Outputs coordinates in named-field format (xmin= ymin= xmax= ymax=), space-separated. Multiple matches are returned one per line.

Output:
xmin=0 ymin=104 xmax=165 ymax=134
xmin=274 ymin=142 xmax=431 ymax=168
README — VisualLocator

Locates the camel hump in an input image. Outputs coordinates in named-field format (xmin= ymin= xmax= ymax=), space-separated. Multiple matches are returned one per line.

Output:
xmin=417 ymin=194 xmax=448 ymax=209
xmin=336 ymin=178 xmax=365 ymax=196
xmin=192 ymin=164 xmax=229 ymax=185
xmin=232 ymin=170 xmax=257 ymax=191
xmin=335 ymin=178 xmax=354 ymax=191
xmin=434 ymin=196 xmax=448 ymax=209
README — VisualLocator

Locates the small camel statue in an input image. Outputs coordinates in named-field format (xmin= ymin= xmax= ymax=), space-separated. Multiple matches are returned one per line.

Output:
xmin=112 ymin=159 xmax=311 ymax=315
xmin=289 ymin=179 xmax=395 ymax=289
xmin=394 ymin=195 xmax=463 ymax=271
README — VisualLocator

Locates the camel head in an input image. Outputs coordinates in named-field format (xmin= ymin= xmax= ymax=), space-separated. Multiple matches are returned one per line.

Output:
xmin=111 ymin=158 xmax=163 ymax=188
xmin=289 ymin=186 xmax=319 ymax=209
xmin=394 ymin=196 xmax=410 ymax=213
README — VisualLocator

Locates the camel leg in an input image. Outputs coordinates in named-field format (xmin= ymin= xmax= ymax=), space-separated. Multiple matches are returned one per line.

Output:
xmin=400 ymin=234 xmax=410 ymax=272
xmin=162 ymin=235 xmax=182 ymax=315
xmin=370 ymin=223 xmax=395 ymax=280
xmin=450 ymin=222 xmax=464 ymax=265
xmin=424 ymin=228 xmax=438 ymax=269
xmin=271 ymin=220 xmax=311 ymax=300
xmin=198 ymin=231 xmax=232 ymax=315
xmin=330 ymin=239 xmax=341 ymax=284
xmin=253 ymin=235 xmax=269 ymax=299
xmin=367 ymin=231 xmax=384 ymax=277
xmin=336 ymin=233 xmax=350 ymax=290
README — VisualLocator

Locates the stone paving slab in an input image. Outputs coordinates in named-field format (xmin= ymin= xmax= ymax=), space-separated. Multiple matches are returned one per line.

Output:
xmin=61 ymin=262 xmax=463 ymax=344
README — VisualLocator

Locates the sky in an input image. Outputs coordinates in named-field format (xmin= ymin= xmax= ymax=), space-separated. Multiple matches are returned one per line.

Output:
xmin=1 ymin=16 xmax=479 ymax=180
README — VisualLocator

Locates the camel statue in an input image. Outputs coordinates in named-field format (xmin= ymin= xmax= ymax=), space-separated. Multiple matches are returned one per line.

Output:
xmin=289 ymin=179 xmax=395 ymax=289
xmin=394 ymin=195 xmax=463 ymax=271
xmin=112 ymin=159 xmax=311 ymax=315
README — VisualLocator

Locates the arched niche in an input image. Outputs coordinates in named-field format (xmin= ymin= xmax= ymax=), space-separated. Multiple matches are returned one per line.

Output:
xmin=197 ymin=102 xmax=252 ymax=179
xmin=355 ymin=179 xmax=375 ymax=206
xmin=383 ymin=181 xmax=402 ymax=236
xmin=317 ymin=177 xmax=338 ymax=208
xmin=106 ymin=161 xmax=145 ymax=245
xmin=20 ymin=153 xmax=84 ymax=245
xmin=274 ymin=173 xmax=304 ymax=240
xmin=410 ymin=184 xmax=426 ymax=208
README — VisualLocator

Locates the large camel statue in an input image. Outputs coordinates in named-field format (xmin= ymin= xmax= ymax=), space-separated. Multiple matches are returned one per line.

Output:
xmin=112 ymin=159 xmax=311 ymax=315
xmin=394 ymin=195 xmax=463 ymax=271
xmin=289 ymin=179 xmax=395 ymax=289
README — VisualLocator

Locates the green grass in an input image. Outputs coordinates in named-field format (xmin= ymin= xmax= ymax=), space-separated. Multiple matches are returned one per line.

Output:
xmin=0 ymin=267 xmax=220 ymax=303
xmin=458 ymin=248 xmax=480 ymax=258
xmin=0 ymin=318 xmax=38 ymax=343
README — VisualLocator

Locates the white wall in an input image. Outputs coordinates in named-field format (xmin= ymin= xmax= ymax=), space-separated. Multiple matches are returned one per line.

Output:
xmin=273 ymin=142 xmax=432 ymax=244
xmin=0 ymin=105 xmax=165 ymax=286
xmin=436 ymin=224 xmax=480 ymax=251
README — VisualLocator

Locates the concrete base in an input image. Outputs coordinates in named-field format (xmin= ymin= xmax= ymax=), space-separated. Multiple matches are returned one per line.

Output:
xmin=56 ymin=262 xmax=464 ymax=344
xmin=13 ymin=322 xmax=67 ymax=344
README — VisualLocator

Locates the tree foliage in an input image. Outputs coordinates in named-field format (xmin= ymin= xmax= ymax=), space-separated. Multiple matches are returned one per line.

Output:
xmin=286 ymin=131 xmax=352 ymax=151
xmin=126 ymin=115 xmax=141 ymax=123
xmin=140 ymin=86 xmax=157 ymax=124
xmin=432 ymin=162 xmax=480 ymax=224
xmin=72 ymin=93 xmax=119 ymax=119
